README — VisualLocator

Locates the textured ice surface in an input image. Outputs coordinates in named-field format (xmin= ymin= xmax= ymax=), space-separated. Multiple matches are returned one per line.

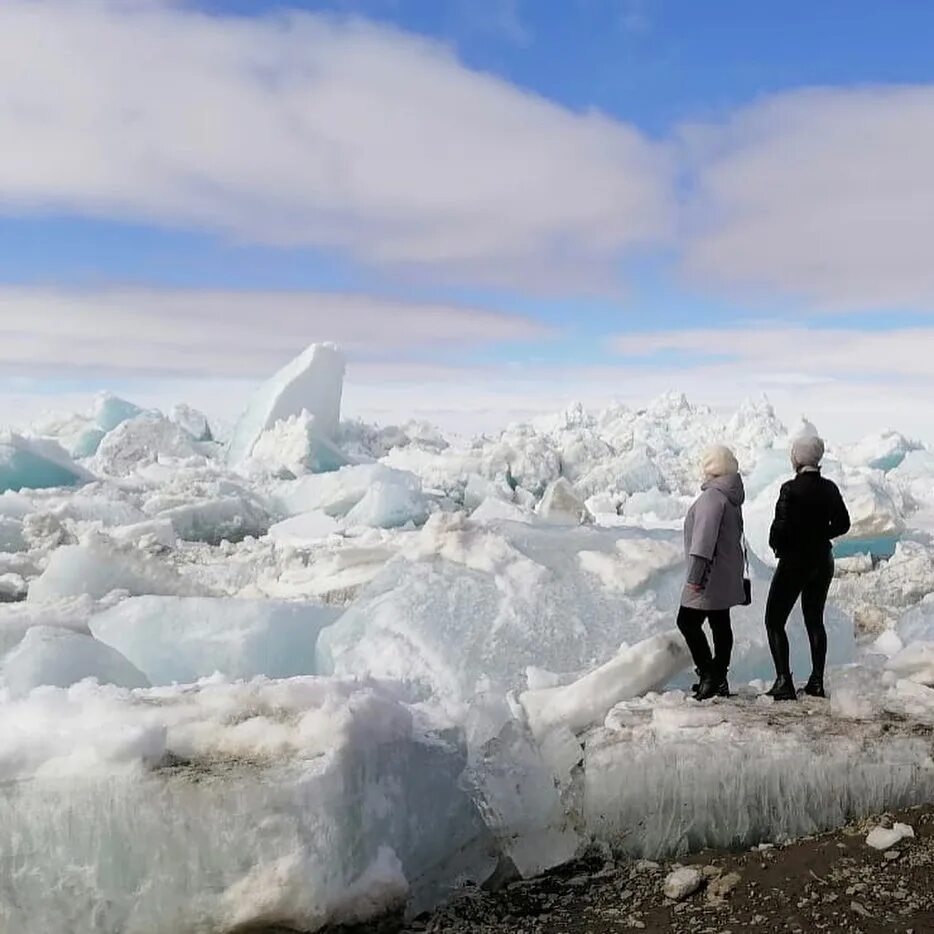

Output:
xmin=27 ymin=538 xmax=193 ymax=603
xmin=344 ymin=479 xmax=430 ymax=529
xmin=93 ymin=394 xmax=143 ymax=433
xmin=89 ymin=596 xmax=340 ymax=684
xmin=227 ymin=343 xmax=345 ymax=466
xmin=320 ymin=515 xmax=854 ymax=713
xmin=843 ymin=432 xmax=920 ymax=472
xmin=275 ymin=464 xmax=421 ymax=519
xmin=583 ymin=695 xmax=934 ymax=858
xmin=170 ymin=403 xmax=212 ymax=442
xmin=0 ymin=678 xmax=490 ymax=933
xmin=249 ymin=411 xmax=352 ymax=476
xmin=536 ymin=477 xmax=590 ymax=525
xmin=268 ymin=510 xmax=340 ymax=545
xmin=3 ymin=377 xmax=933 ymax=925
xmin=156 ymin=493 xmax=270 ymax=544
xmin=520 ymin=633 xmax=690 ymax=740
xmin=0 ymin=625 xmax=150 ymax=696
xmin=0 ymin=433 xmax=94 ymax=492
xmin=0 ymin=598 xmax=96 ymax=656
xmin=91 ymin=414 xmax=201 ymax=477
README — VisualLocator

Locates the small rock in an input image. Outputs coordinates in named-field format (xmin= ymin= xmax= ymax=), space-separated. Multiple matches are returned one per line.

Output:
xmin=701 ymin=864 xmax=722 ymax=879
xmin=707 ymin=872 xmax=742 ymax=902
xmin=866 ymin=822 xmax=914 ymax=850
xmin=664 ymin=867 xmax=704 ymax=901
xmin=885 ymin=850 xmax=901 ymax=861
xmin=850 ymin=900 xmax=872 ymax=918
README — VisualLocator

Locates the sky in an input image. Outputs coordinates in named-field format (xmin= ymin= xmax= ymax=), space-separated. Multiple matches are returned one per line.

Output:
xmin=2 ymin=0 xmax=934 ymax=441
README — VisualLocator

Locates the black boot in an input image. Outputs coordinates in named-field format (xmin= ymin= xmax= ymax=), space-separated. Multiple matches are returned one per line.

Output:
xmin=695 ymin=669 xmax=724 ymax=701
xmin=693 ymin=669 xmax=730 ymax=697
xmin=690 ymin=668 xmax=703 ymax=694
xmin=765 ymin=673 xmax=797 ymax=701
xmin=803 ymin=673 xmax=826 ymax=698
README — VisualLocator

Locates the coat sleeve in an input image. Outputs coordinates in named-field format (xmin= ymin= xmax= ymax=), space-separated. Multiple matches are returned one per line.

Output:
xmin=688 ymin=490 xmax=726 ymax=561
xmin=769 ymin=482 xmax=792 ymax=557
xmin=828 ymin=482 xmax=851 ymax=539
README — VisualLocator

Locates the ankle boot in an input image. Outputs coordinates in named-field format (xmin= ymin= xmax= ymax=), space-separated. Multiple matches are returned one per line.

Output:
xmin=695 ymin=670 xmax=723 ymax=701
xmin=765 ymin=673 xmax=797 ymax=701
xmin=716 ymin=673 xmax=730 ymax=697
xmin=690 ymin=667 xmax=703 ymax=694
xmin=803 ymin=673 xmax=826 ymax=698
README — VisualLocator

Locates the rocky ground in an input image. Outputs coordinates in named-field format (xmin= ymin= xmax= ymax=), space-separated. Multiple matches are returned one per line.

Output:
xmin=327 ymin=804 xmax=934 ymax=934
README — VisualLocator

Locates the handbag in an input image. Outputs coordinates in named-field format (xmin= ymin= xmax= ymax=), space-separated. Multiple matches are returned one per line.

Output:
xmin=742 ymin=537 xmax=752 ymax=606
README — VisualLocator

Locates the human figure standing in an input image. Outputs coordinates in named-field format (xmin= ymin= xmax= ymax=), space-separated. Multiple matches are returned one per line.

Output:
xmin=764 ymin=435 xmax=850 ymax=700
xmin=677 ymin=445 xmax=747 ymax=701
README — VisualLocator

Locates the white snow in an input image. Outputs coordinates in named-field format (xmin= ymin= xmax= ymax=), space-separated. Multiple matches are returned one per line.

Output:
xmin=227 ymin=342 xmax=345 ymax=466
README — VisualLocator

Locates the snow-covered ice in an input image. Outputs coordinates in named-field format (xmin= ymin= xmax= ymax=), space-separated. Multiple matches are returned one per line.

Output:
xmin=227 ymin=342 xmax=345 ymax=466
xmin=1 ymin=625 xmax=150 ymax=696
xmin=4 ymin=342 xmax=934 ymax=930
xmin=89 ymin=596 xmax=340 ymax=684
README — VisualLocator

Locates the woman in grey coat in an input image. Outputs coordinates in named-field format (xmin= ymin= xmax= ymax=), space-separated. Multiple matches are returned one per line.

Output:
xmin=677 ymin=445 xmax=747 ymax=701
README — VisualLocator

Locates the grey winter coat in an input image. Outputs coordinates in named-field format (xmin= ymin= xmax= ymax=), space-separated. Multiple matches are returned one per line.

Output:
xmin=681 ymin=472 xmax=746 ymax=611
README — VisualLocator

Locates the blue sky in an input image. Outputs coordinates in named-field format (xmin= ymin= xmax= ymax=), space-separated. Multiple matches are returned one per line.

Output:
xmin=2 ymin=0 xmax=934 ymax=438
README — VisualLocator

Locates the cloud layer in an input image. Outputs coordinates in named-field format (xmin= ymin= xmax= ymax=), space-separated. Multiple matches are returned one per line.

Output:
xmin=683 ymin=86 xmax=934 ymax=309
xmin=0 ymin=0 xmax=671 ymax=290
xmin=0 ymin=287 xmax=552 ymax=377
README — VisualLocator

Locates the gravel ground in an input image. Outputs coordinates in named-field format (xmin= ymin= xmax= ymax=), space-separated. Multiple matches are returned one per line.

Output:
xmin=324 ymin=805 xmax=934 ymax=934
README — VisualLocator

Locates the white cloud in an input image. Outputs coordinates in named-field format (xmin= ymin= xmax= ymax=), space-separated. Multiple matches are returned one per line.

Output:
xmin=611 ymin=326 xmax=934 ymax=378
xmin=0 ymin=0 xmax=671 ymax=290
xmin=0 ymin=286 xmax=552 ymax=377
xmin=682 ymin=86 xmax=934 ymax=309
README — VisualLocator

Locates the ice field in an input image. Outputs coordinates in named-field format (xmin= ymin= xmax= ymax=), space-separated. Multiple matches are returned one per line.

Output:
xmin=2 ymin=343 xmax=934 ymax=931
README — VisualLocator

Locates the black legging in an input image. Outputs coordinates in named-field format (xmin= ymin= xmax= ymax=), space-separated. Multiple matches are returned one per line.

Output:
xmin=676 ymin=607 xmax=733 ymax=677
xmin=765 ymin=555 xmax=834 ymax=679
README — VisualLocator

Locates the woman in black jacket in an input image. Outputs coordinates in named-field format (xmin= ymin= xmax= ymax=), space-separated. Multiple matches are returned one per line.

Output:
xmin=765 ymin=435 xmax=850 ymax=700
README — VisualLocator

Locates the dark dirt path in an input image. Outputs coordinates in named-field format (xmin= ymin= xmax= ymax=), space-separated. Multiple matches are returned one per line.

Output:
xmin=327 ymin=805 xmax=934 ymax=934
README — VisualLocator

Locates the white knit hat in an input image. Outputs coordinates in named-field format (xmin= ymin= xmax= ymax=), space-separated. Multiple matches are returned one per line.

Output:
xmin=791 ymin=435 xmax=825 ymax=470
xmin=701 ymin=444 xmax=739 ymax=479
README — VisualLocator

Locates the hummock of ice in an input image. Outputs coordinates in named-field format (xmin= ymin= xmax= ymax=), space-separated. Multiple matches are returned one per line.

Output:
xmin=5 ymin=341 xmax=934 ymax=931
xmin=0 ymin=677 xmax=489 ymax=933
xmin=248 ymin=411 xmax=350 ymax=477
xmin=27 ymin=537 xmax=194 ymax=603
xmin=0 ymin=625 xmax=150 ymax=697
xmin=89 ymin=596 xmax=341 ymax=685
xmin=91 ymin=414 xmax=201 ymax=477
xmin=228 ymin=342 xmax=346 ymax=466
xmin=0 ymin=433 xmax=94 ymax=492
xmin=170 ymin=403 xmax=212 ymax=442
xmin=274 ymin=463 xmax=428 ymax=528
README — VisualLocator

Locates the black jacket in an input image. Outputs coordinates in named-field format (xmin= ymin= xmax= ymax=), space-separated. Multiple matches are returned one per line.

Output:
xmin=769 ymin=470 xmax=851 ymax=562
